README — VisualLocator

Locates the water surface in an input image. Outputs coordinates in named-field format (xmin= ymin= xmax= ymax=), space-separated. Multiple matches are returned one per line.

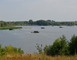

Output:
xmin=0 ymin=26 xmax=77 ymax=53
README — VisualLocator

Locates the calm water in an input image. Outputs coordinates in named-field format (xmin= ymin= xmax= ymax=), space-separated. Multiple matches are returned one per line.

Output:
xmin=0 ymin=26 xmax=77 ymax=53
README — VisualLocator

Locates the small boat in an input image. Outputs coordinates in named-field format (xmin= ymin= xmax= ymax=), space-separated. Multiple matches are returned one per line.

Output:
xmin=41 ymin=27 xmax=45 ymax=29
xmin=59 ymin=26 xmax=63 ymax=28
xmin=31 ymin=31 xmax=39 ymax=33
xmin=9 ymin=28 xmax=13 ymax=30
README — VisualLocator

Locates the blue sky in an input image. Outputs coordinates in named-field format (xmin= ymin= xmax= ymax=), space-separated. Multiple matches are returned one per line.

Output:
xmin=0 ymin=0 xmax=77 ymax=21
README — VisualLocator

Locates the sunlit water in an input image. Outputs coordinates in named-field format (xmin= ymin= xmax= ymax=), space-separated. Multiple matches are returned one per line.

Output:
xmin=0 ymin=26 xmax=77 ymax=53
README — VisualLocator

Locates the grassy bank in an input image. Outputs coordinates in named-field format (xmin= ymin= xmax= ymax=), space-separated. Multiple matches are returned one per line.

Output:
xmin=0 ymin=54 xmax=77 ymax=60
xmin=0 ymin=26 xmax=22 ymax=30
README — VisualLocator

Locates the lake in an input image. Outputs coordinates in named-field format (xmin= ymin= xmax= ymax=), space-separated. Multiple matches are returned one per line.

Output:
xmin=0 ymin=26 xmax=77 ymax=53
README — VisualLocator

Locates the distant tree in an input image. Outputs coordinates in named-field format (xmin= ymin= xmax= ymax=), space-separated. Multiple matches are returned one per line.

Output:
xmin=29 ymin=19 xmax=34 ymax=25
xmin=47 ymin=20 xmax=56 ymax=25
xmin=5 ymin=20 xmax=76 ymax=26
xmin=35 ymin=20 xmax=49 ymax=25
xmin=24 ymin=21 xmax=29 ymax=25
xmin=47 ymin=20 xmax=52 ymax=25
xmin=0 ymin=21 xmax=7 ymax=27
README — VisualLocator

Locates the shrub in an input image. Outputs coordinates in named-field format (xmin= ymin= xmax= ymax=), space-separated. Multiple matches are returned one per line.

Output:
xmin=44 ymin=35 xmax=69 ymax=56
xmin=0 ymin=45 xmax=24 ymax=56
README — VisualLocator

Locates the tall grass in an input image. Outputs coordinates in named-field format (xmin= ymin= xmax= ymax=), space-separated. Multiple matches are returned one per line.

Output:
xmin=0 ymin=54 xmax=77 ymax=60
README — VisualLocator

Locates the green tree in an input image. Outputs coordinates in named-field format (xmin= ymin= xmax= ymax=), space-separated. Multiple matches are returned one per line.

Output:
xmin=35 ymin=20 xmax=49 ymax=26
xmin=29 ymin=19 xmax=34 ymax=25
xmin=0 ymin=21 xmax=7 ymax=27
xmin=69 ymin=35 xmax=77 ymax=55
xmin=44 ymin=35 xmax=69 ymax=56
xmin=59 ymin=35 xmax=69 ymax=55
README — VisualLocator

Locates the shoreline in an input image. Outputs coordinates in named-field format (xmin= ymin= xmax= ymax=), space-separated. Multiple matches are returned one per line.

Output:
xmin=0 ymin=26 xmax=22 ymax=30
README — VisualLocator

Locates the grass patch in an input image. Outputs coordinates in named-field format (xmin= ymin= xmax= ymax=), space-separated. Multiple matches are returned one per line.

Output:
xmin=0 ymin=26 xmax=22 ymax=30
xmin=0 ymin=54 xmax=77 ymax=60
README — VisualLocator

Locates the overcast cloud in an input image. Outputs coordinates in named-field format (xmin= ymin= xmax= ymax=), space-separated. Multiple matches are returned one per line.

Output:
xmin=0 ymin=0 xmax=77 ymax=21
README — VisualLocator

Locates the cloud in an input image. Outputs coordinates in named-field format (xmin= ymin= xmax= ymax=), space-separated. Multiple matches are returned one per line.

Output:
xmin=0 ymin=0 xmax=77 ymax=21
xmin=7 ymin=0 xmax=19 ymax=1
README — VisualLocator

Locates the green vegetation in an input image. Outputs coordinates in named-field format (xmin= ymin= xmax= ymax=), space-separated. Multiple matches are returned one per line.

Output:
xmin=0 ymin=21 xmax=22 ymax=30
xmin=0 ymin=35 xmax=77 ymax=60
xmin=0 ymin=45 xmax=24 ymax=56
xmin=0 ymin=35 xmax=77 ymax=56
xmin=69 ymin=35 xmax=77 ymax=55
xmin=0 ymin=26 xmax=22 ymax=30
xmin=0 ymin=21 xmax=7 ymax=27
xmin=6 ymin=20 xmax=77 ymax=26
xmin=0 ymin=20 xmax=77 ymax=26
xmin=36 ymin=35 xmax=77 ymax=56
xmin=44 ymin=35 xmax=69 ymax=56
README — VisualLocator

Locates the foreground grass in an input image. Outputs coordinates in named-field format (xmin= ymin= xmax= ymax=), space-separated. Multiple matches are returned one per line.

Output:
xmin=0 ymin=26 xmax=22 ymax=30
xmin=0 ymin=54 xmax=77 ymax=60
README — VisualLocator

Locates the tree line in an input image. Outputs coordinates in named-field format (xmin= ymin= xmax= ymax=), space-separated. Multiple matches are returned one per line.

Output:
xmin=0 ymin=21 xmax=7 ymax=27
xmin=0 ymin=20 xmax=77 ymax=26
xmin=36 ymin=35 xmax=77 ymax=56
xmin=6 ymin=20 xmax=77 ymax=26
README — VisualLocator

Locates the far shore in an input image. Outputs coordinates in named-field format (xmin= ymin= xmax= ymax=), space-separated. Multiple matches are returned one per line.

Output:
xmin=0 ymin=26 xmax=22 ymax=30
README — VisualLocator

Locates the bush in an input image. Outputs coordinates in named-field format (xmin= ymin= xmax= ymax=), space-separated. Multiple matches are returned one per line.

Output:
xmin=44 ymin=35 xmax=69 ymax=56
xmin=0 ymin=45 xmax=24 ymax=56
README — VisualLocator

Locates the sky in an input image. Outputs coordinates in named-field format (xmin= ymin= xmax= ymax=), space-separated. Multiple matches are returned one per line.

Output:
xmin=0 ymin=0 xmax=77 ymax=21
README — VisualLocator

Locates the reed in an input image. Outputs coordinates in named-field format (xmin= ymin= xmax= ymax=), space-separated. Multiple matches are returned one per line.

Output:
xmin=0 ymin=54 xmax=77 ymax=60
